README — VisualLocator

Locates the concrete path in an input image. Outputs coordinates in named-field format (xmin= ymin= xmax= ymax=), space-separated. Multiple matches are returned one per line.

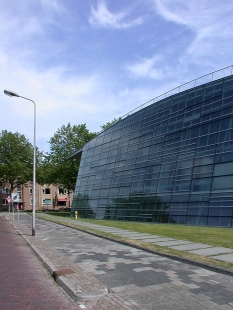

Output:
xmin=7 ymin=213 xmax=233 ymax=310
xmin=0 ymin=215 xmax=79 ymax=310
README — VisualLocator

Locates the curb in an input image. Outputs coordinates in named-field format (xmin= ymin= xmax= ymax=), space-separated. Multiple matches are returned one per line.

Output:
xmin=12 ymin=224 xmax=77 ymax=295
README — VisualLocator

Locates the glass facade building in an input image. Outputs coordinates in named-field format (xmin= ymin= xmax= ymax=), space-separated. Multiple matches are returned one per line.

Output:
xmin=71 ymin=73 xmax=233 ymax=227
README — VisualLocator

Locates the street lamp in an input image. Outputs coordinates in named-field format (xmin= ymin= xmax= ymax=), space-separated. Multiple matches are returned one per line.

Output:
xmin=4 ymin=89 xmax=36 ymax=236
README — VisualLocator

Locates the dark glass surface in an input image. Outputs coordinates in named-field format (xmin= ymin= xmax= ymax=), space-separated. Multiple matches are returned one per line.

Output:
xmin=72 ymin=76 xmax=233 ymax=227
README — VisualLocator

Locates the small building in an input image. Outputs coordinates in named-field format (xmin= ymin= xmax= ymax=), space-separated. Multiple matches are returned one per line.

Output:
xmin=0 ymin=183 xmax=72 ymax=211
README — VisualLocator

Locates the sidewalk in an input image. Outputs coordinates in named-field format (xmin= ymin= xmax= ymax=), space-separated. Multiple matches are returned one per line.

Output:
xmin=3 ymin=212 xmax=233 ymax=310
xmin=4 ymin=213 xmax=139 ymax=310
xmin=0 ymin=215 xmax=79 ymax=310
xmin=57 ymin=216 xmax=233 ymax=266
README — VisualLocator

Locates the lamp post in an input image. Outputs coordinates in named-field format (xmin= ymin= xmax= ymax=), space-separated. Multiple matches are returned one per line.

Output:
xmin=4 ymin=90 xmax=36 ymax=236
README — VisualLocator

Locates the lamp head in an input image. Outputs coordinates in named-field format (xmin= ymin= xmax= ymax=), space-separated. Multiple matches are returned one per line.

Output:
xmin=4 ymin=90 xmax=20 ymax=97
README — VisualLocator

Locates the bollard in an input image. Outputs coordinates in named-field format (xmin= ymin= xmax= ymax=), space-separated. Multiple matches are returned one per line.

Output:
xmin=74 ymin=211 xmax=78 ymax=219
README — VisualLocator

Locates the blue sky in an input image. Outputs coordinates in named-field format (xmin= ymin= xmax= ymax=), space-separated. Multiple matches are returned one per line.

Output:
xmin=1 ymin=0 xmax=233 ymax=152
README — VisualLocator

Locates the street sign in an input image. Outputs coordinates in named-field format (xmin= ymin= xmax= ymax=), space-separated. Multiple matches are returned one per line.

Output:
xmin=6 ymin=196 xmax=11 ymax=204
xmin=11 ymin=193 xmax=20 ymax=202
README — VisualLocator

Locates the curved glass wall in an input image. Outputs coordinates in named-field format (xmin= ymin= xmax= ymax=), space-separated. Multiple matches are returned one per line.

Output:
xmin=71 ymin=76 xmax=233 ymax=227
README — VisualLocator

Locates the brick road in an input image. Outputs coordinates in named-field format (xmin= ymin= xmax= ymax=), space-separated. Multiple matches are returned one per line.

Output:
xmin=0 ymin=215 xmax=79 ymax=310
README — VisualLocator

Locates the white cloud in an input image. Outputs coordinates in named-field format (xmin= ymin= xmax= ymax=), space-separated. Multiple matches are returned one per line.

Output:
xmin=154 ymin=0 xmax=231 ymax=28
xmin=0 ymin=50 xmax=143 ymax=152
xmin=89 ymin=0 xmax=143 ymax=29
xmin=39 ymin=0 xmax=63 ymax=13
xmin=153 ymin=0 xmax=233 ymax=66
xmin=0 ymin=51 xmax=102 ymax=151
xmin=126 ymin=55 xmax=165 ymax=80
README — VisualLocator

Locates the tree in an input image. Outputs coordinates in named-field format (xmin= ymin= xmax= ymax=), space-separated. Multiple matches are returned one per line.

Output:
xmin=53 ymin=192 xmax=58 ymax=210
xmin=44 ymin=123 xmax=97 ymax=204
xmin=0 ymin=130 xmax=34 ymax=191
xmin=100 ymin=117 xmax=122 ymax=130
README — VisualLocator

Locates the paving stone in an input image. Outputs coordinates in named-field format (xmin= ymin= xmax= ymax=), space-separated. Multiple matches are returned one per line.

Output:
xmin=194 ymin=247 xmax=233 ymax=257
xmin=188 ymin=247 xmax=233 ymax=256
xmin=210 ymin=253 xmax=233 ymax=264
xmin=133 ymin=237 xmax=168 ymax=243
xmin=150 ymin=240 xmax=182 ymax=246
xmin=170 ymin=243 xmax=213 ymax=251
xmin=151 ymin=240 xmax=192 ymax=247
xmin=121 ymin=234 xmax=155 ymax=239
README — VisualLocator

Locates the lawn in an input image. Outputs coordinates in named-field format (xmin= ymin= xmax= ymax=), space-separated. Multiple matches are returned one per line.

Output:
xmin=44 ymin=211 xmax=70 ymax=217
xmin=39 ymin=213 xmax=233 ymax=249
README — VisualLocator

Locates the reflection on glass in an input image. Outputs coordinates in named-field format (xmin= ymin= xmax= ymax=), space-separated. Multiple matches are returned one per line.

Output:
xmin=71 ymin=75 xmax=233 ymax=227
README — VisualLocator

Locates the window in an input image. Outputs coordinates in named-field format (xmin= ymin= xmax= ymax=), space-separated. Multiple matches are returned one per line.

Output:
xmin=193 ymin=165 xmax=213 ymax=175
xmin=29 ymin=187 xmax=32 ymax=194
xmin=2 ymin=187 xmax=9 ymax=194
xmin=183 ymin=108 xmax=200 ymax=127
xmin=214 ymin=162 xmax=233 ymax=176
xmin=30 ymin=198 xmax=33 ymax=205
xmin=199 ymin=121 xmax=219 ymax=136
xmin=158 ymin=178 xmax=174 ymax=192
xmin=219 ymin=117 xmax=233 ymax=131
xmin=212 ymin=176 xmax=233 ymax=190
xmin=191 ymin=178 xmax=212 ymax=192
xmin=197 ymin=134 xmax=217 ymax=147
xmin=58 ymin=188 xmax=67 ymax=195
xmin=42 ymin=188 xmax=50 ymax=195
xmin=42 ymin=199 xmax=51 ymax=205
xmin=173 ymin=180 xmax=191 ymax=191
xmin=194 ymin=156 xmax=214 ymax=166
xmin=2 ymin=198 xmax=6 ymax=205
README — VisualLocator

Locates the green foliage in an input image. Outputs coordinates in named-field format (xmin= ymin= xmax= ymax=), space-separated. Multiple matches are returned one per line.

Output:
xmin=0 ymin=130 xmax=34 ymax=190
xmin=100 ymin=117 xmax=122 ymax=130
xmin=44 ymin=123 xmax=96 ymax=193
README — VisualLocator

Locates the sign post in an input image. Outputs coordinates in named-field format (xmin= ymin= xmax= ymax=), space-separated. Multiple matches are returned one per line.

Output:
xmin=12 ymin=202 xmax=14 ymax=221
xmin=6 ymin=196 xmax=11 ymax=216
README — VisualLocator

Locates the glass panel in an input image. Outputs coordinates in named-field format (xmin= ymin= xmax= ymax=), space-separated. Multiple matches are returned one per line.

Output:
xmin=207 ymin=217 xmax=220 ymax=226
xmin=215 ymin=151 xmax=233 ymax=163
xmin=219 ymin=117 xmax=233 ymax=130
xmin=214 ymin=162 xmax=233 ymax=176
xmin=173 ymin=180 xmax=191 ymax=191
xmin=194 ymin=156 xmax=214 ymax=166
xmin=220 ymin=217 xmax=232 ymax=227
xmin=212 ymin=175 xmax=233 ymax=190
xmin=193 ymin=165 xmax=213 ymax=174
xmin=186 ymin=215 xmax=207 ymax=225
xmin=158 ymin=178 xmax=174 ymax=192
xmin=191 ymin=178 xmax=212 ymax=192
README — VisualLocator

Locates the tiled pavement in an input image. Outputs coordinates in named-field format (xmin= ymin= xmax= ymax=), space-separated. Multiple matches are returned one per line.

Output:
xmin=5 ymin=212 xmax=233 ymax=310
xmin=62 ymin=219 xmax=233 ymax=264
